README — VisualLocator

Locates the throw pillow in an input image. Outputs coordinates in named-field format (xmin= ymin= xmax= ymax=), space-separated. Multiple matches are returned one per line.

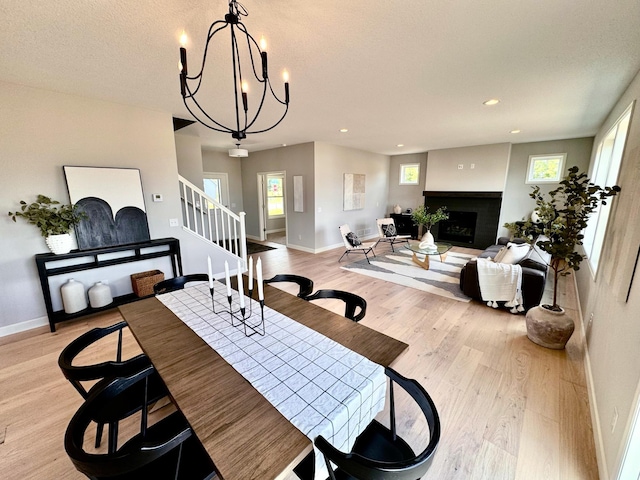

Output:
xmin=346 ymin=232 xmax=362 ymax=247
xmin=500 ymin=242 xmax=531 ymax=264
xmin=382 ymin=223 xmax=397 ymax=237
xmin=492 ymin=246 xmax=507 ymax=263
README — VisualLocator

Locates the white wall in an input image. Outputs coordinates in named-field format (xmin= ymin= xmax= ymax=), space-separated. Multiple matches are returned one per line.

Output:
xmin=0 ymin=81 xmax=235 ymax=334
xmin=575 ymin=69 xmax=640 ymax=480
xmin=425 ymin=143 xmax=511 ymax=192
xmin=174 ymin=132 xmax=204 ymax=189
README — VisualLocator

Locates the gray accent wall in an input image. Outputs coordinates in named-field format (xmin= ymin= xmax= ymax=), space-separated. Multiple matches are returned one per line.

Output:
xmin=314 ymin=142 xmax=390 ymax=249
xmin=241 ymin=143 xmax=316 ymax=249
xmin=388 ymin=153 xmax=428 ymax=214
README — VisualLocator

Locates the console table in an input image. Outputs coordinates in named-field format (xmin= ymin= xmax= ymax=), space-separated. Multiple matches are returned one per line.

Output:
xmin=35 ymin=238 xmax=182 ymax=332
xmin=390 ymin=213 xmax=419 ymax=238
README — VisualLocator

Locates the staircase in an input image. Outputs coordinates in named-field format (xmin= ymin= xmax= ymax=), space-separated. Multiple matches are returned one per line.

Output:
xmin=179 ymin=175 xmax=247 ymax=263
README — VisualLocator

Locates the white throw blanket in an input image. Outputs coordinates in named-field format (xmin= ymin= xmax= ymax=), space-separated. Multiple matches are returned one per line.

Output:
xmin=476 ymin=258 xmax=525 ymax=313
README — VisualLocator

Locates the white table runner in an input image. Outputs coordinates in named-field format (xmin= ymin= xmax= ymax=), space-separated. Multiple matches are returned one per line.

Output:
xmin=157 ymin=281 xmax=386 ymax=479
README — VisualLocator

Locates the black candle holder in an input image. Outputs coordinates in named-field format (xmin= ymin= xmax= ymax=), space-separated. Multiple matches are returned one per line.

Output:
xmin=209 ymin=283 xmax=265 ymax=337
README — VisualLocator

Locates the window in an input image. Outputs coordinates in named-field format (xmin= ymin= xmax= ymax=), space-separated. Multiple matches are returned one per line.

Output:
xmin=266 ymin=174 xmax=284 ymax=218
xmin=399 ymin=163 xmax=420 ymax=185
xmin=203 ymin=178 xmax=221 ymax=204
xmin=526 ymin=153 xmax=566 ymax=184
xmin=583 ymin=102 xmax=633 ymax=275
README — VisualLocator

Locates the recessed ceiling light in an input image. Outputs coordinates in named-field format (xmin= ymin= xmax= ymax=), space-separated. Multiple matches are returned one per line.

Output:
xmin=339 ymin=128 xmax=349 ymax=133
xmin=282 ymin=143 xmax=287 ymax=147
xmin=510 ymin=129 xmax=521 ymax=134
xmin=483 ymin=99 xmax=500 ymax=106
xmin=396 ymin=144 xmax=404 ymax=147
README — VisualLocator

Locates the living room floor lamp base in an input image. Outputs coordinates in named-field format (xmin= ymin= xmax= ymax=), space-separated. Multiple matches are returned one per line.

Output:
xmin=525 ymin=305 xmax=575 ymax=350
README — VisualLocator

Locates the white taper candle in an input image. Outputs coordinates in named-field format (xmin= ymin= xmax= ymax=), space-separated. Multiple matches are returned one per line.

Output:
xmin=224 ymin=261 xmax=232 ymax=296
xmin=256 ymin=257 xmax=264 ymax=300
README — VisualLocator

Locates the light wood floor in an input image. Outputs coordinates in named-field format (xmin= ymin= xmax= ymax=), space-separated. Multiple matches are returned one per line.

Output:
xmin=0 ymin=243 xmax=597 ymax=479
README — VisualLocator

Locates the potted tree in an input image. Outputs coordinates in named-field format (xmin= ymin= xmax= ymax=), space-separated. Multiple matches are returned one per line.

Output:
xmin=8 ymin=194 xmax=86 ymax=254
xmin=411 ymin=205 xmax=449 ymax=250
xmin=512 ymin=166 xmax=620 ymax=349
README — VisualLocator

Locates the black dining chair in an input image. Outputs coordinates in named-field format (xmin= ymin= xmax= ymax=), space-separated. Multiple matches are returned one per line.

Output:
xmin=153 ymin=274 xmax=210 ymax=294
xmin=58 ymin=321 xmax=168 ymax=451
xmin=65 ymin=365 xmax=216 ymax=480
xmin=305 ymin=289 xmax=367 ymax=322
xmin=264 ymin=274 xmax=314 ymax=298
xmin=314 ymin=367 xmax=441 ymax=480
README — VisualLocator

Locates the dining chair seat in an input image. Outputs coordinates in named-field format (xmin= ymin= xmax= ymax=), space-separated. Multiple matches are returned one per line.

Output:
xmin=313 ymin=367 xmax=440 ymax=480
xmin=305 ymin=289 xmax=367 ymax=322
xmin=264 ymin=274 xmax=314 ymax=298
xmin=153 ymin=274 xmax=210 ymax=294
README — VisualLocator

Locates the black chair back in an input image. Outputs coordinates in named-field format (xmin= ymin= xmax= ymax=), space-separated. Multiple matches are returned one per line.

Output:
xmin=65 ymin=366 xmax=215 ymax=479
xmin=58 ymin=321 xmax=167 ymax=451
xmin=58 ymin=321 xmax=148 ymax=398
xmin=314 ymin=367 xmax=440 ymax=480
xmin=305 ymin=289 xmax=367 ymax=322
xmin=153 ymin=274 xmax=210 ymax=294
xmin=264 ymin=274 xmax=314 ymax=298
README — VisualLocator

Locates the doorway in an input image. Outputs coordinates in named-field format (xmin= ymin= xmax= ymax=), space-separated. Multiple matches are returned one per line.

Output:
xmin=257 ymin=171 xmax=286 ymax=244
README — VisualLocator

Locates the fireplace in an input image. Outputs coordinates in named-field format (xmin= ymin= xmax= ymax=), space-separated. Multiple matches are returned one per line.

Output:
xmin=423 ymin=191 xmax=502 ymax=249
xmin=438 ymin=211 xmax=478 ymax=244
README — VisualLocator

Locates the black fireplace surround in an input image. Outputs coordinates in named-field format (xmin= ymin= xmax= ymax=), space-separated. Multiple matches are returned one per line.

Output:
xmin=423 ymin=191 xmax=502 ymax=250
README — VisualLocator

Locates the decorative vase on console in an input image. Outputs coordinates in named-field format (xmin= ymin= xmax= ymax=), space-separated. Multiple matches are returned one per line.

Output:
xmin=410 ymin=205 xmax=449 ymax=251
xmin=7 ymin=194 xmax=86 ymax=255
xmin=393 ymin=204 xmax=402 ymax=215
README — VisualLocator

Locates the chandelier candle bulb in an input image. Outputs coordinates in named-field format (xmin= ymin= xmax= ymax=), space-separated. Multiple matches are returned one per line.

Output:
xmin=224 ymin=261 xmax=232 ymax=297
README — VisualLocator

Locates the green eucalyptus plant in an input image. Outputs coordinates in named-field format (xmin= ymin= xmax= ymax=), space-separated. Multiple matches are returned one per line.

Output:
xmin=411 ymin=205 xmax=449 ymax=230
xmin=505 ymin=166 xmax=621 ymax=310
xmin=8 ymin=194 xmax=86 ymax=237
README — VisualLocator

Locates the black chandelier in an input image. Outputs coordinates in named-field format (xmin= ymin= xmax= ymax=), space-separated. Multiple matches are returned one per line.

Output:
xmin=179 ymin=0 xmax=290 ymax=142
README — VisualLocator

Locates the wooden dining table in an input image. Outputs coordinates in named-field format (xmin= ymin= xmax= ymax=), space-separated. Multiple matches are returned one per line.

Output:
xmin=119 ymin=282 xmax=408 ymax=480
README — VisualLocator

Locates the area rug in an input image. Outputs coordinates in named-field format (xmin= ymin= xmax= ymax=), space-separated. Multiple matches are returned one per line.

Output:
xmin=215 ymin=240 xmax=276 ymax=254
xmin=246 ymin=241 xmax=276 ymax=254
xmin=340 ymin=249 xmax=476 ymax=302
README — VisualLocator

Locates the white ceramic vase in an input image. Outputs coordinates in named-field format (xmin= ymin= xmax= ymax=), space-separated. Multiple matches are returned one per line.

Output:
xmin=45 ymin=233 xmax=73 ymax=254
xmin=393 ymin=204 xmax=402 ymax=214
xmin=88 ymin=281 xmax=113 ymax=308
xmin=61 ymin=278 xmax=87 ymax=314
xmin=418 ymin=229 xmax=436 ymax=250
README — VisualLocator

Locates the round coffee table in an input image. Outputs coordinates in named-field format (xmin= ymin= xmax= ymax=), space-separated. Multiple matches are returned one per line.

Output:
xmin=405 ymin=241 xmax=452 ymax=270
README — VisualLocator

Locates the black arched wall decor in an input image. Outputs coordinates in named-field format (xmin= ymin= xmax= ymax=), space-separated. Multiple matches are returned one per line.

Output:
xmin=63 ymin=166 xmax=151 ymax=250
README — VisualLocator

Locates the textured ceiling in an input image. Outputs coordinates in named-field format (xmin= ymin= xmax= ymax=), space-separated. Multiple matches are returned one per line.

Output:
xmin=2 ymin=0 xmax=640 ymax=155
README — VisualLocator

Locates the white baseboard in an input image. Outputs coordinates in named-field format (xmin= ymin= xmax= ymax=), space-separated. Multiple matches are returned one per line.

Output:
xmin=0 ymin=316 xmax=49 ymax=338
xmin=574 ymin=274 xmax=609 ymax=480
xmin=265 ymin=228 xmax=285 ymax=234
